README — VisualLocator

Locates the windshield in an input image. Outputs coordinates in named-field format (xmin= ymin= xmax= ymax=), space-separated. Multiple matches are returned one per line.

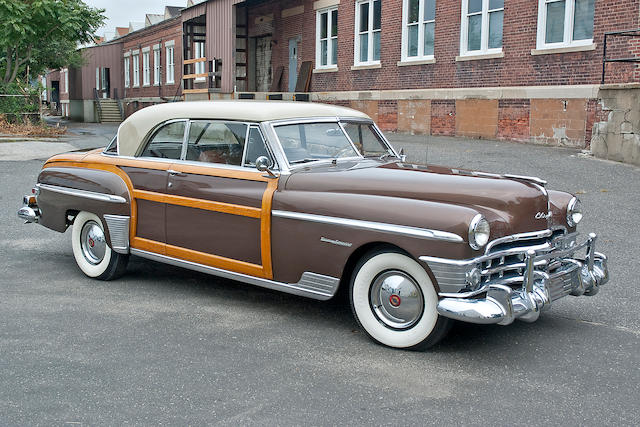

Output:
xmin=273 ymin=121 xmax=392 ymax=164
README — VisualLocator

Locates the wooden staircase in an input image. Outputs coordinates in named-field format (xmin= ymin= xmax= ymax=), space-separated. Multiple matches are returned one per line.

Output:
xmin=96 ymin=98 xmax=123 ymax=123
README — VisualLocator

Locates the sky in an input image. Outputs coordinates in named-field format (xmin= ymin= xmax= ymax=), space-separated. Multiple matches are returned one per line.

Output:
xmin=82 ymin=0 xmax=189 ymax=39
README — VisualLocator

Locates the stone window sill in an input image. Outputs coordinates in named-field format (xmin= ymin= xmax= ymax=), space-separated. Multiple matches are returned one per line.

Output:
xmin=455 ymin=52 xmax=504 ymax=62
xmin=313 ymin=67 xmax=339 ymax=74
xmin=397 ymin=58 xmax=436 ymax=66
xmin=351 ymin=63 xmax=382 ymax=71
xmin=531 ymin=43 xmax=596 ymax=56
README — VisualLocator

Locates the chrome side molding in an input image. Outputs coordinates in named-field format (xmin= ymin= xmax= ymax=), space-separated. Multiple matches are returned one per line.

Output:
xmin=129 ymin=248 xmax=339 ymax=301
xmin=38 ymin=183 xmax=127 ymax=203
xmin=272 ymin=210 xmax=464 ymax=243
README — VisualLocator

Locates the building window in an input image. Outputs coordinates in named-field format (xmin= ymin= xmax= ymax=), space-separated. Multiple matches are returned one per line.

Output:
xmin=166 ymin=46 xmax=175 ymax=84
xmin=460 ymin=0 xmax=503 ymax=56
xmin=316 ymin=7 xmax=338 ymax=69
xmin=354 ymin=0 xmax=381 ymax=65
xmin=194 ymin=42 xmax=205 ymax=81
xmin=124 ymin=57 xmax=130 ymax=88
xmin=142 ymin=51 xmax=150 ymax=86
xmin=536 ymin=0 xmax=594 ymax=49
xmin=153 ymin=48 xmax=161 ymax=85
xmin=402 ymin=0 xmax=436 ymax=61
xmin=132 ymin=54 xmax=140 ymax=87
xmin=64 ymin=69 xmax=69 ymax=93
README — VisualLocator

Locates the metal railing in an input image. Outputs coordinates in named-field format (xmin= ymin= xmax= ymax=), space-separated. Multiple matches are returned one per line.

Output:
xmin=93 ymin=88 xmax=102 ymax=121
xmin=601 ymin=28 xmax=640 ymax=84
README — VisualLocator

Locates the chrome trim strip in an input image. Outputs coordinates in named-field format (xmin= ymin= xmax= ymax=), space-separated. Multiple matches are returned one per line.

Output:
xmin=37 ymin=183 xmax=127 ymax=203
xmin=129 ymin=248 xmax=339 ymax=301
xmin=272 ymin=210 xmax=464 ymax=243
xmin=503 ymin=174 xmax=547 ymax=186
xmin=103 ymin=214 xmax=130 ymax=254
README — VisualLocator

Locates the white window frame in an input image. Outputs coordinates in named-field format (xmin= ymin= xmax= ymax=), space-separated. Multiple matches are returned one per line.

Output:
xmin=142 ymin=50 xmax=150 ymax=86
xmin=401 ymin=0 xmax=436 ymax=62
xmin=354 ymin=0 xmax=381 ymax=66
xmin=132 ymin=54 xmax=140 ymax=87
xmin=459 ymin=0 xmax=503 ymax=57
xmin=536 ymin=0 xmax=594 ymax=50
xmin=153 ymin=47 xmax=161 ymax=86
xmin=124 ymin=57 xmax=130 ymax=88
xmin=315 ymin=7 xmax=338 ymax=69
xmin=64 ymin=69 xmax=69 ymax=93
xmin=166 ymin=46 xmax=175 ymax=84
xmin=194 ymin=42 xmax=206 ymax=81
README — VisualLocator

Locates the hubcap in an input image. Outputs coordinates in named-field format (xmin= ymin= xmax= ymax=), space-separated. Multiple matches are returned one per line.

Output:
xmin=370 ymin=270 xmax=424 ymax=330
xmin=80 ymin=220 xmax=106 ymax=265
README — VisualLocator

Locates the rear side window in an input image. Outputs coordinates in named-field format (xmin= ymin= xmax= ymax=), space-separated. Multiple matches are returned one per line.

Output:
xmin=185 ymin=121 xmax=247 ymax=166
xmin=139 ymin=121 xmax=186 ymax=159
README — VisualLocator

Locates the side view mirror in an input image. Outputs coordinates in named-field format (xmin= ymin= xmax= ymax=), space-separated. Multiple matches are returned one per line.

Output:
xmin=255 ymin=156 xmax=277 ymax=178
xmin=399 ymin=148 xmax=407 ymax=162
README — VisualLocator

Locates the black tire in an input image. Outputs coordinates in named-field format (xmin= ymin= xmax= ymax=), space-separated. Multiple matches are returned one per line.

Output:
xmin=349 ymin=248 xmax=451 ymax=350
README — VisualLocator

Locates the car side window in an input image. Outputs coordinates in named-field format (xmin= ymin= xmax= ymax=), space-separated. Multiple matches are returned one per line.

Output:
xmin=243 ymin=127 xmax=273 ymax=168
xmin=139 ymin=121 xmax=186 ymax=159
xmin=185 ymin=121 xmax=247 ymax=166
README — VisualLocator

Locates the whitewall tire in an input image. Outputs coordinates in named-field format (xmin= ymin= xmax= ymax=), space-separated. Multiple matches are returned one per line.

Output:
xmin=71 ymin=211 xmax=128 ymax=280
xmin=350 ymin=249 xmax=451 ymax=350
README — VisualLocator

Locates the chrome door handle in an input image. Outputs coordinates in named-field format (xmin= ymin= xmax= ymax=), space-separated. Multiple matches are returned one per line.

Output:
xmin=167 ymin=169 xmax=186 ymax=177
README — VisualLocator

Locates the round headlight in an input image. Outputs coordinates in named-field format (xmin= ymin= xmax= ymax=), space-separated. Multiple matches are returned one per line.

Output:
xmin=469 ymin=214 xmax=490 ymax=250
xmin=567 ymin=197 xmax=583 ymax=227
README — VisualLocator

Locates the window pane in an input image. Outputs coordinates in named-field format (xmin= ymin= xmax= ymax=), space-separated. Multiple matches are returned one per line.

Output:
xmin=275 ymin=123 xmax=358 ymax=162
xmin=185 ymin=121 xmax=247 ymax=165
xmin=468 ymin=0 xmax=482 ymax=14
xmin=467 ymin=14 xmax=481 ymax=51
xmin=331 ymin=38 xmax=338 ymax=64
xmin=360 ymin=33 xmax=368 ymax=62
xmin=321 ymin=40 xmax=328 ymax=65
xmin=424 ymin=22 xmax=435 ymax=55
xmin=488 ymin=10 xmax=503 ymax=48
xmin=360 ymin=2 xmax=369 ymax=32
xmin=373 ymin=0 xmax=381 ymax=30
xmin=408 ymin=24 xmax=418 ymax=56
xmin=573 ymin=0 xmax=594 ymax=40
xmin=373 ymin=31 xmax=381 ymax=60
xmin=408 ymin=0 xmax=419 ymax=23
xmin=424 ymin=0 xmax=436 ymax=21
xmin=320 ymin=12 xmax=328 ymax=39
xmin=489 ymin=0 xmax=503 ymax=10
xmin=545 ymin=0 xmax=565 ymax=44
xmin=331 ymin=9 xmax=338 ymax=37
xmin=343 ymin=123 xmax=388 ymax=156
xmin=244 ymin=127 xmax=272 ymax=168
xmin=140 ymin=122 xmax=185 ymax=159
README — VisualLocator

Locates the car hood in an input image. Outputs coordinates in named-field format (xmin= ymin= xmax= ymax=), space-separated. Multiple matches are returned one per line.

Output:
xmin=283 ymin=161 xmax=552 ymax=236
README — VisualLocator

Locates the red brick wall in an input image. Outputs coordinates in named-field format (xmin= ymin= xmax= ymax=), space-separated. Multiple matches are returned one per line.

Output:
xmin=430 ymin=100 xmax=456 ymax=136
xmin=122 ymin=18 xmax=183 ymax=101
xmin=497 ymin=99 xmax=530 ymax=143
xmin=247 ymin=0 xmax=639 ymax=92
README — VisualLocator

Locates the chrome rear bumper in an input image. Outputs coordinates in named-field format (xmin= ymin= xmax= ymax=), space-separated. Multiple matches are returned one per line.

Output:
xmin=422 ymin=233 xmax=610 ymax=325
xmin=18 ymin=194 xmax=40 ymax=224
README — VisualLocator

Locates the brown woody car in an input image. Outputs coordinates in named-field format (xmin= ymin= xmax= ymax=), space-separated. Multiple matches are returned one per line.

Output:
xmin=18 ymin=101 xmax=609 ymax=350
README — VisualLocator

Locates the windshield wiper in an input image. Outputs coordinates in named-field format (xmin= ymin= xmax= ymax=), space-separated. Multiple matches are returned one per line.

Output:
xmin=289 ymin=158 xmax=320 ymax=165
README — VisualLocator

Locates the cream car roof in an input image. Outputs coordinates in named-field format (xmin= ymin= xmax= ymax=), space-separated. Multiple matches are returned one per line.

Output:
xmin=116 ymin=100 xmax=371 ymax=156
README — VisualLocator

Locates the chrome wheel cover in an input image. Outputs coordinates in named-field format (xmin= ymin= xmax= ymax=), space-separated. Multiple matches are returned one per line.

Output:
xmin=80 ymin=220 xmax=106 ymax=265
xmin=369 ymin=270 xmax=424 ymax=330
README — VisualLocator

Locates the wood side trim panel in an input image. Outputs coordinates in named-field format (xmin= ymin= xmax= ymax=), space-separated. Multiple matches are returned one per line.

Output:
xmin=134 ymin=189 xmax=261 ymax=218
xmin=44 ymin=155 xmax=277 ymax=279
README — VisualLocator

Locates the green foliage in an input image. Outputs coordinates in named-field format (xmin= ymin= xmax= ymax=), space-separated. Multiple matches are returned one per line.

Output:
xmin=0 ymin=0 xmax=105 ymax=84
xmin=0 ymin=81 xmax=43 ymax=123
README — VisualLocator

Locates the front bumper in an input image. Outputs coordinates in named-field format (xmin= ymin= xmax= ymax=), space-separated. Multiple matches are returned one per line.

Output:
xmin=421 ymin=232 xmax=609 ymax=325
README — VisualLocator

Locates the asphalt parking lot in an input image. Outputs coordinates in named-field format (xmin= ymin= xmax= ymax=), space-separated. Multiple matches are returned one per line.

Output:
xmin=1 ymin=127 xmax=639 ymax=425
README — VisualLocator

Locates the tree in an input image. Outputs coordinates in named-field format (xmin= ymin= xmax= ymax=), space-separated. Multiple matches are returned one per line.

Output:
xmin=0 ymin=0 xmax=105 ymax=85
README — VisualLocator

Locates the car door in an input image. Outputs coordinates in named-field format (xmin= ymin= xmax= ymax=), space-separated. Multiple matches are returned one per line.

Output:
xmin=122 ymin=119 xmax=187 ymax=253
xmin=164 ymin=120 xmax=278 ymax=279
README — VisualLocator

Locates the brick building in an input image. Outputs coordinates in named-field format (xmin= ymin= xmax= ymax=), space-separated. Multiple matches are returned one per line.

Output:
xmin=47 ymin=0 xmax=640 ymax=162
